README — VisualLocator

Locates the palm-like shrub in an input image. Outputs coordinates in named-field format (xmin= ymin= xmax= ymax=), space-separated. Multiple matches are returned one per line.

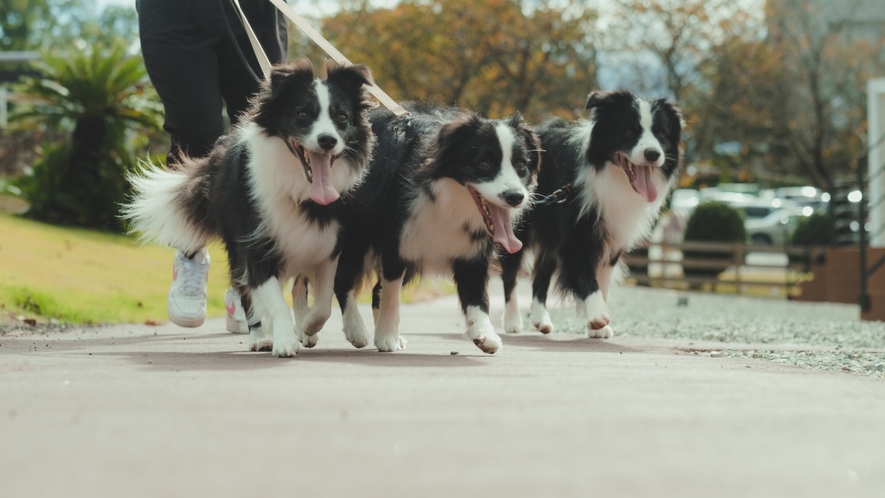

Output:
xmin=13 ymin=42 xmax=162 ymax=230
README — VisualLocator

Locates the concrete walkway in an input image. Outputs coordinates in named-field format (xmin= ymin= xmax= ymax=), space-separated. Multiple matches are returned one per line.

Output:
xmin=2 ymin=283 xmax=884 ymax=498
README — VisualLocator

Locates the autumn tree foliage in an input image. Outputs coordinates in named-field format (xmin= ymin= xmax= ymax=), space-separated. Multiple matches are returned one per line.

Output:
xmin=293 ymin=0 xmax=598 ymax=122
xmin=705 ymin=0 xmax=885 ymax=191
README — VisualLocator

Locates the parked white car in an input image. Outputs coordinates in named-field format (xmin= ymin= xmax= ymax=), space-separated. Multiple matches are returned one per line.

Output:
xmin=745 ymin=207 xmax=813 ymax=245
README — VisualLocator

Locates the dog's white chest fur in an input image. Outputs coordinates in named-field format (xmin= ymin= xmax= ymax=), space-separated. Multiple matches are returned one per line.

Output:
xmin=243 ymin=124 xmax=341 ymax=271
xmin=591 ymin=165 xmax=666 ymax=251
xmin=399 ymin=179 xmax=487 ymax=274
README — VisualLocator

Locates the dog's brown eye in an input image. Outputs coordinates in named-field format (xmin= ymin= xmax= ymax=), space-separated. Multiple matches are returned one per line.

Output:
xmin=515 ymin=162 xmax=526 ymax=171
xmin=623 ymin=129 xmax=635 ymax=137
xmin=656 ymin=131 xmax=667 ymax=140
xmin=478 ymin=161 xmax=491 ymax=170
xmin=297 ymin=111 xmax=309 ymax=120
xmin=336 ymin=113 xmax=349 ymax=123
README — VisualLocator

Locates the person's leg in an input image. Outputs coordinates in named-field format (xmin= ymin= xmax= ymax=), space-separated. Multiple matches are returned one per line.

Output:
xmin=138 ymin=0 xmax=226 ymax=327
xmin=213 ymin=5 xmax=289 ymax=330
xmin=217 ymin=5 xmax=288 ymax=125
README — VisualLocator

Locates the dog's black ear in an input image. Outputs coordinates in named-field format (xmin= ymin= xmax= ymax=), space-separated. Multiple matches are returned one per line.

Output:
xmin=584 ymin=90 xmax=614 ymax=110
xmin=657 ymin=99 xmax=686 ymax=131
xmin=437 ymin=112 xmax=483 ymax=150
xmin=269 ymin=59 xmax=315 ymax=101
xmin=326 ymin=62 xmax=376 ymax=110
xmin=507 ymin=113 xmax=541 ymax=174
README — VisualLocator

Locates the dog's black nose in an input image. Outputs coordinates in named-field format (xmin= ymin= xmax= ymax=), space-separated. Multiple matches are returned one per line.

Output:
xmin=644 ymin=149 xmax=661 ymax=162
xmin=501 ymin=190 xmax=525 ymax=207
xmin=318 ymin=134 xmax=338 ymax=151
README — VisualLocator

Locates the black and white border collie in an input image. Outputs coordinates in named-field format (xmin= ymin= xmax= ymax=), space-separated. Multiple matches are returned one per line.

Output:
xmin=332 ymin=103 xmax=540 ymax=354
xmin=123 ymin=60 xmax=375 ymax=358
xmin=500 ymin=90 xmax=684 ymax=338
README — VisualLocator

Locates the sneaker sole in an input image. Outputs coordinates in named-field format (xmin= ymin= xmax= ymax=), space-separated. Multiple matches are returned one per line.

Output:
xmin=167 ymin=314 xmax=205 ymax=328
xmin=226 ymin=315 xmax=249 ymax=334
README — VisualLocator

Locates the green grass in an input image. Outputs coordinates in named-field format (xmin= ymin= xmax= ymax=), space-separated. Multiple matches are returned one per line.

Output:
xmin=0 ymin=212 xmax=455 ymax=324
xmin=0 ymin=212 xmax=232 ymax=324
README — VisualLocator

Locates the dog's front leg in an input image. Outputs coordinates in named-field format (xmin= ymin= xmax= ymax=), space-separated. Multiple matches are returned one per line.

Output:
xmin=374 ymin=269 xmax=406 ymax=352
xmin=241 ymin=290 xmax=272 ymax=352
xmin=291 ymin=274 xmax=309 ymax=324
xmin=454 ymin=258 xmax=502 ymax=354
xmin=297 ymin=257 xmax=338 ymax=348
xmin=252 ymin=277 xmax=300 ymax=357
xmin=572 ymin=267 xmax=611 ymax=338
xmin=500 ymin=249 xmax=524 ymax=334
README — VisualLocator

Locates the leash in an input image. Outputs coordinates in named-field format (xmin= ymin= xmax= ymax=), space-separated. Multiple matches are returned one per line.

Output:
xmin=534 ymin=184 xmax=573 ymax=205
xmin=230 ymin=0 xmax=408 ymax=118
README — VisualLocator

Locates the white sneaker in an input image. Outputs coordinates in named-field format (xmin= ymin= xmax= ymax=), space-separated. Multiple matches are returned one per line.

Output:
xmin=167 ymin=249 xmax=210 ymax=327
xmin=224 ymin=288 xmax=249 ymax=333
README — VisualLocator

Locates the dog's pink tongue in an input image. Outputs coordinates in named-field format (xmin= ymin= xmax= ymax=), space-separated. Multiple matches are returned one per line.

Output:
xmin=635 ymin=166 xmax=658 ymax=203
xmin=488 ymin=204 xmax=522 ymax=254
xmin=307 ymin=152 xmax=339 ymax=205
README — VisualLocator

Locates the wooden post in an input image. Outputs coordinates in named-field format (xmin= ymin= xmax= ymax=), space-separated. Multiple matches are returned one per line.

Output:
xmin=734 ymin=242 xmax=743 ymax=295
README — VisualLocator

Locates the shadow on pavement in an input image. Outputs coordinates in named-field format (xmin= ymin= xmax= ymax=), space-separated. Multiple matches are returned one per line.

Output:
xmin=426 ymin=332 xmax=643 ymax=354
xmin=81 ymin=347 xmax=486 ymax=371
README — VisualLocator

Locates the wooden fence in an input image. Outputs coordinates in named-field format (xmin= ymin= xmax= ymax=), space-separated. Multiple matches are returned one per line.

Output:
xmin=622 ymin=241 xmax=828 ymax=297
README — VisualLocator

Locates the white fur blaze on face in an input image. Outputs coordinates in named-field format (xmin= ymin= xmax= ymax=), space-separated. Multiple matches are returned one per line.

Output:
xmin=465 ymin=306 xmax=502 ymax=354
xmin=503 ymin=288 xmax=522 ymax=334
xmin=530 ymin=297 xmax=554 ymax=334
xmin=305 ymin=81 xmax=345 ymax=156
xmin=619 ymin=99 xmax=666 ymax=203
xmin=578 ymin=291 xmax=610 ymax=337
xmin=375 ymin=275 xmax=406 ymax=352
xmin=301 ymin=81 xmax=346 ymax=205
xmin=342 ymin=290 xmax=371 ymax=349
xmin=468 ymin=124 xmax=528 ymax=254
xmin=252 ymin=277 xmax=300 ymax=357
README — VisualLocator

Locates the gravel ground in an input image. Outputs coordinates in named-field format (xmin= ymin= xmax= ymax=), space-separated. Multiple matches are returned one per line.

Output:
xmin=548 ymin=286 xmax=885 ymax=378
xmin=0 ymin=313 xmax=97 ymax=336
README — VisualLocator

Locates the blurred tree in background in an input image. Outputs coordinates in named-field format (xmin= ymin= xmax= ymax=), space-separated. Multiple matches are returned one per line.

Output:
xmin=294 ymin=0 xmax=598 ymax=122
xmin=2 ymin=0 xmax=884 ymax=231
xmin=11 ymin=43 xmax=161 ymax=230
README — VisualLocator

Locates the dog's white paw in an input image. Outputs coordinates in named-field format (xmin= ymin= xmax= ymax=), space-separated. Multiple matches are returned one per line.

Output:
xmin=375 ymin=333 xmax=405 ymax=352
xmin=588 ymin=324 xmax=613 ymax=339
xmin=296 ymin=327 xmax=318 ymax=348
xmin=473 ymin=333 xmax=502 ymax=354
xmin=579 ymin=292 xmax=610 ymax=332
xmin=342 ymin=297 xmax=370 ymax=348
xmin=587 ymin=312 xmax=611 ymax=337
xmin=344 ymin=321 xmax=370 ymax=349
xmin=503 ymin=309 xmax=523 ymax=334
xmin=531 ymin=299 xmax=554 ymax=334
xmin=302 ymin=308 xmax=331 ymax=337
xmin=272 ymin=337 xmax=300 ymax=358
xmin=532 ymin=315 xmax=554 ymax=335
xmin=466 ymin=311 xmax=503 ymax=354
xmin=249 ymin=338 xmax=273 ymax=352
xmin=248 ymin=327 xmax=273 ymax=352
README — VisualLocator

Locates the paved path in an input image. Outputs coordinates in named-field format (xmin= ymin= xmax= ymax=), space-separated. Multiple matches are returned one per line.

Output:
xmin=2 ymin=282 xmax=884 ymax=498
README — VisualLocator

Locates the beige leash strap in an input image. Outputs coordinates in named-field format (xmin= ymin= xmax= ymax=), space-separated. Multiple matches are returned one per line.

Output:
xmin=233 ymin=0 xmax=408 ymax=118
xmin=230 ymin=0 xmax=273 ymax=79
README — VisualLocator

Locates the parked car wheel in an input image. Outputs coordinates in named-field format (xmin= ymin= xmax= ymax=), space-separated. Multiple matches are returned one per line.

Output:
xmin=751 ymin=233 xmax=772 ymax=245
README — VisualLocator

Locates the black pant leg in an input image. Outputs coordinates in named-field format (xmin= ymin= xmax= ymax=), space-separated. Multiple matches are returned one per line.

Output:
xmin=137 ymin=0 xmax=226 ymax=166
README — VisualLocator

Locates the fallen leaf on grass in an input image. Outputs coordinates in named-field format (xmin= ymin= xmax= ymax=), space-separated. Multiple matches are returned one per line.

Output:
xmin=144 ymin=319 xmax=162 ymax=326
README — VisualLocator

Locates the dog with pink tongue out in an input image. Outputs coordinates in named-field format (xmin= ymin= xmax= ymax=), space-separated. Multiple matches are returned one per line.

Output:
xmin=124 ymin=60 xmax=375 ymax=358
xmin=328 ymin=103 xmax=540 ymax=354
xmin=500 ymin=90 xmax=684 ymax=339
